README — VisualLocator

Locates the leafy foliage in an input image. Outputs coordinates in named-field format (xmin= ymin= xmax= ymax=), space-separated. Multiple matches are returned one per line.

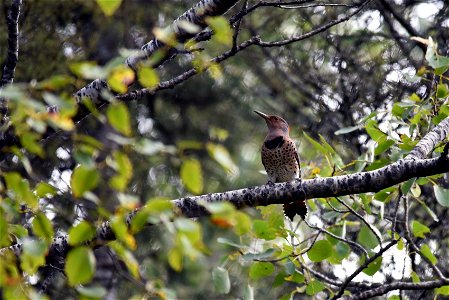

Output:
xmin=0 ymin=0 xmax=448 ymax=299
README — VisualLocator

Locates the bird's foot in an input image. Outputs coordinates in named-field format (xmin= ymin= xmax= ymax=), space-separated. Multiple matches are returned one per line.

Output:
xmin=266 ymin=180 xmax=275 ymax=186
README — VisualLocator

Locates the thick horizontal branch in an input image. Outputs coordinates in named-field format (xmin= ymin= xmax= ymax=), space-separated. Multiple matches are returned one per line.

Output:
xmin=1 ymin=154 xmax=447 ymax=258
xmin=345 ymin=279 xmax=449 ymax=300
xmin=173 ymin=156 xmax=448 ymax=218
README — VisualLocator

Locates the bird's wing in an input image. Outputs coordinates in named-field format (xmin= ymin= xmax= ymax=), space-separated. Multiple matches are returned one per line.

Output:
xmin=295 ymin=151 xmax=301 ymax=174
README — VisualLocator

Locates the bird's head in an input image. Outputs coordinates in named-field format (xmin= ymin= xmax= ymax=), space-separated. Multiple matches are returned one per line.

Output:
xmin=254 ymin=111 xmax=289 ymax=134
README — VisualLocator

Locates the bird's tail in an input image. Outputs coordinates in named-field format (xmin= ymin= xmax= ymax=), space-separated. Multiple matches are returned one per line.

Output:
xmin=283 ymin=201 xmax=308 ymax=221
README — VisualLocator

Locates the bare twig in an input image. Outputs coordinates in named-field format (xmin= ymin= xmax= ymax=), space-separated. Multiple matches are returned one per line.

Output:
xmin=403 ymin=196 xmax=447 ymax=280
xmin=331 ymin=239 xmax=398 ymax=300
xmin=300 ymin=262 xmax=379 ymax=290
xmin=335 ymin=197 xmax=383 ymax=247
xmin=304 ymin=219 xmax=368 ymax=256
xmin=231 ymin=0 xmax=247 ymax=53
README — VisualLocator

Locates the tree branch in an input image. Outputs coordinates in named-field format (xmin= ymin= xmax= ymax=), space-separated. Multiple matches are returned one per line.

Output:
xmin=0 ymin=0 xmax=22 ymax=118
xmin=0 ymin=0 xmax=370 ymax=152
xmin=345 ymin=279 xmax=449 ymax=300
xmin=331 ymin=239 xmax=398 ymax=300
xmin=405 ymin=117 xmax=449 ymax=160
xmin=118 ymin=0 xmax=370 ymax=101
xmin=1 ymin=153 xmax=448 ymax=257
xmin=74 ymin=0 xmax=240 ymax=104
xmin=0 ymin=0 xmax=21 ymax=88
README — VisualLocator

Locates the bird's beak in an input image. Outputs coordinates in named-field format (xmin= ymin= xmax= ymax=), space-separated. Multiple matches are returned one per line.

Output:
xmin=254 ymin=110 xmax=269 ymax=120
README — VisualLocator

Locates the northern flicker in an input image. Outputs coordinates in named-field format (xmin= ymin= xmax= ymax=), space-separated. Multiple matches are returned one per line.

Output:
xmin=255 ymin=111 xmax=307 ymax=220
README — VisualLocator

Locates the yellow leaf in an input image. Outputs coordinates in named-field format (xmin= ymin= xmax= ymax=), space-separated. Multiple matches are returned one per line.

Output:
xmin=96 ymin=0 xmax=122 ymax=16
xmin=138 ymin=67 xmax=159 ymax=89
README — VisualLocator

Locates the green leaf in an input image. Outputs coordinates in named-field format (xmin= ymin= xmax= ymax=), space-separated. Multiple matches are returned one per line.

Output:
xmin=375 ymin=139 xmax=395 ymax=156
xmin=411 ymin=271 xmax=420 ymax=283
xmin=206 ymin=17 xmax=232 ymax=46
xmin=284 ymin=270 xmax=305 ymax=284
xmin=0 ymin=214 xmax=8 ymax=247
xmin=206 ymin=143 xmax=238 ymax=175
xmin=328 ymin=242 xmax=351 ymax=264
xmin=212 ymin=266 xmax=230 ymax=294
xmin=32 ymin=212 xmax=54 ymax=243
xmin=357 ymin=225 xmax=379 ymax=249
xmin=303 ymin=132 xmax=328 ymax=155
xmin=111 ymin=216 xmax=136 ymax=249
xmin=437 ymin=83 xmax=449 ymax=98
xmin=434 ymin=185 xmax=449 ymax=207
xmin=76 ymin=286 xmax=107 ymax=299
xmin=134 ymin=139 xmax=167 ymax=155
xmin=234 ymin=212 xmax=251 ymax=235
xmin=68 ymin=221 xmax=96 ymax=246
xmin=35 ymin=182 xmax=57 ymax=198
xmin=249 ymin=262 xmax=274 ymax=280
xmin=414 ymin=197 xmax=439 ymax=222
xmin=362 ymin=256 xmax=382 ymax=276
xmin=180 ymin=158 xmax=203 ymax=195
xmin=242 ymin=249 xmax=276 ymax=261
xmin=65 ymin=246 xmax=96 ymax=286
xmin=365 ymin=120 xmax=386 ymax=142
xmin=20 ymin=132 xmax=44 ymax=157
xmin=435 ymin=285 xmax=449 ymax=296
xmin=146 ymin=198 xmax=173 ymax=215
xmin=106 ymin=102 xmax=132 ymax=136
xmin=319 ymin=134 xmax=337 ymax=154
xmin=411 ymin=220 xmax=430 ymax=238
xmin=109 ymin=151 xmax=133 ymax=192
xmin=109 ymin=242 xmax=140 ymax=278
xmin=70 ymin=62 xmax=106 ymax=80
xmin=21 ymin=239 xmax=46 ymax=274
xmin=334 ymin=125 xmax=360 ymax=135
xmin=307 ymin=240 xmax=332 ymax=262
xmin=420 ymin=244 xmax=437 ymax=264
xmin=410 ymin=183 xmax=421 ymax=197
xmin=424 ymin=37 xmax=449 ymax=70
xmin=132 ymin=198 xmax=174 ymax=232
xmin=168 ymin=247 xmax=183 ymax=271
xmin=38 ymin=75 xmax=75 ymax=90
xmin=253 ymin=220 xmax=277 ymax=240
xmin=217 ymin=237 xmax=246 ymax=249
xmin=4 ymin=172 xmax=38 ymax=209
xmin=175 ymin=218 xmax=202 ymax=245
xmin=71 ymin=165 xmax=100 ymax=198
xmin=96 ymin=0 xmax=122 ymax=16
xmin=305 ymin=279 xmax=325 ymax=295
xmin=138 ymin=67 xmax=159 ymax=88
xmin=401 ymin=178 xmax=415 ymax=195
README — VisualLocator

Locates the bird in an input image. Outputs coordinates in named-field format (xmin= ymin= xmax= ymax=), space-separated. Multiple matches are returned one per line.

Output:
xmin=254 ymin=111 xmax=307 ymax=220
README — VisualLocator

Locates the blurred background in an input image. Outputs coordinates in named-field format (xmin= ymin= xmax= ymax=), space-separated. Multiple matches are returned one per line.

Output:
xmin=1 ymin=0 xmax=448 ymax=298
